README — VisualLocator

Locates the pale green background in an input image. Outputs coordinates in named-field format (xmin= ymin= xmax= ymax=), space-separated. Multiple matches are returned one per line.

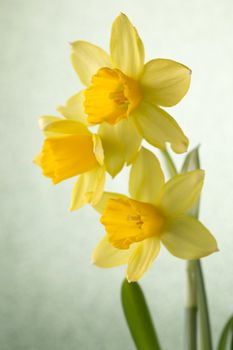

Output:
xmin=1 ymin=0 xmax=233 ymax=349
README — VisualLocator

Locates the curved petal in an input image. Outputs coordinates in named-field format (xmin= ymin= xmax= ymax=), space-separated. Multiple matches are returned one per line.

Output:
xmin=115 ymin=117 xmax=142 ymax=165
xmin=69 ymin=166 xmax=105 ymax=211
xmin=93 ymin=192 xmax=127 ymax=214
xmin=141 ymin=59 xmax=191 ymax=107
xmin=110 ymin=13 xmax=144 ymax=78
xmin=129 ymin=147 xmax=164 ymax=204
xmin=44 ymin=119 xmax=90 ymax=135
xmin=159 ymin=170 xmax=204 ymax=215
xmin=92 ymin=235 xmax=132 ymax=268
xmin=39 ymin=116 xmax=61 ymax=130
xmin=98 ymin=122 xmax=125 ymax=177
xmin=71 ymin=41 xmax=111 ymax=86
xmin=127 ymin=237 xmax=160 ymax=282
xmin=162 ymin=215 xmax=218 ymax=260
xmin=132 ymin=101 xmax=189 ymax=153
xmin=92 ymin=134 xmax=104 ymax=166
xmin=38 ymin=116 xmax=63 ymax=137
xmin=57 ymin=91 xmax=88 ymax=124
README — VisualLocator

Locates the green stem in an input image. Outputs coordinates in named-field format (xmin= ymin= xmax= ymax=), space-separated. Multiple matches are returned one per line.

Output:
xmin=185 ymin=260 xmax=198 ymax=350
xmin=161 ymin=146 xmax=213 ymax=350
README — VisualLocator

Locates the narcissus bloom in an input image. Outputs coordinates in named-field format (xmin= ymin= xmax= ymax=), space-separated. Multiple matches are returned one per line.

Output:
xmin=59 ymin=13 xmax=191 ymax=177
xmin=92 ymin=148 xmax=218 ymax=282
xmin=34 ymin=116 xmax=105 ymax=211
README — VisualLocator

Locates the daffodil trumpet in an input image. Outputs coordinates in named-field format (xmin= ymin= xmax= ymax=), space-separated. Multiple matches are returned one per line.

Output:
xmin=34 ymin=116 xmax=105 ymax=210
xmin=59 ymin=13 xmax=191 ymax=177
xmin=92 ymin=148 xmax=218 ymax=282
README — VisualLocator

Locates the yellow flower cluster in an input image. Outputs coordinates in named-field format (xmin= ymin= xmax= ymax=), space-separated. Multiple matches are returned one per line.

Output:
xmin=34 ymin=14 xmax=218 ymax=281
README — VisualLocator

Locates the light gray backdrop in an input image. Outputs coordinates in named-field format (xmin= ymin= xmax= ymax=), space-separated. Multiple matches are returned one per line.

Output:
xmin=1 ymin=0 xmax=233 ymax=349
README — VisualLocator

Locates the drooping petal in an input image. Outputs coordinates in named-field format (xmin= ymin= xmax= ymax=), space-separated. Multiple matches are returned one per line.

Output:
xmin=92 ymin=134 xmax=104 ymax=166
xmin=92 ymin=235 xmax=133 ymax=268
xmin=115 ymin=117 xmax=142 ymax=164
xmin=132 ymin=101 xmax=189 ymax=153
xmin=44 ymin=119 xmax=90 ymax=135
xmin=110 ymin=13 xmax=144 ymax=78
xmin=57 ymin=91 xmax=88 ymax=124
xmin=127 ymin=237 xmax=160 ymax=282
xmin=93 ymin=192 xmax=127 ymax=214
xmin=69 ymin=166 xmax=105 ymax=211
xmin=39 ymin=116 xmax=61 ymax=130
xmin=98 ymin=122 xmax=125 ymax=177
xmin=159 ymin=170 xmax=204 ymax=215
xmin=141 ymin=59 xmax=191 ymax=107
xmin=38 ymin=116 xmax=62 ymax=137
xmin=162 ymin=215 xmax=218 ymax=260
xmin=71 ymin=41 xmax=111 ymax=86
xmin=129 ymin=147 xmax=164 ymax=204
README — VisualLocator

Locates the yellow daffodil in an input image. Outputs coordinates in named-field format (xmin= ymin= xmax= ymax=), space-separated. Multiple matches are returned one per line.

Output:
xmin=34 ymin=115 xmax=105 ymax=210
xmin=59 ymin=13 xmax=191 ymax=177
xmin=92 ymin=148 xmax=218 ymax=282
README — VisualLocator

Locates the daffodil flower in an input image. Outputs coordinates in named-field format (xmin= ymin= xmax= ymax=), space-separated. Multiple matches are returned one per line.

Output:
xmin=59 ymin=13 xmax=191 ymax=177
xmin=92 ymin=148 xmax=218 ymax=282
xmin=34 ymin=116 xmax=105 ymax=210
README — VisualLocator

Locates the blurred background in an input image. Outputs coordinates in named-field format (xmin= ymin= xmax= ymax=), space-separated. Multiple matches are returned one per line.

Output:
xmin=1 ymin=0 xmax=233 ymax=349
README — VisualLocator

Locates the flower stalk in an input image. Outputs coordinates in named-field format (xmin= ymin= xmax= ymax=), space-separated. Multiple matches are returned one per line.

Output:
xmin=185 ymin=260 xmax=198 ymax=350
xmin=162 ymin=146 xmax=213 ymax=350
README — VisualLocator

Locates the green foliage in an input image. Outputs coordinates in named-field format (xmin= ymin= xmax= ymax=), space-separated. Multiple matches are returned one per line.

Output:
xmin=217 ymin=315 xmax=233 ymax=350
xmin=121 ymin=279 xmax=162 ymax=350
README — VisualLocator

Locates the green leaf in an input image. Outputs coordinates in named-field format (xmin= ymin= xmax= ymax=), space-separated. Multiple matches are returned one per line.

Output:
xmin=217 ymin=315 xmax=233 ymax=350
xmin=181 ymin=146 xmax=200 ymax=218
xmin=195 ymin=260 xmax=213 ymax=350
xmin=161 ymin=148 xmax=178 ymax=177
xmin=181 ymin=145 xmax=200 ymax=173
xmin=121 ymin=279 xmax=162 ymax=350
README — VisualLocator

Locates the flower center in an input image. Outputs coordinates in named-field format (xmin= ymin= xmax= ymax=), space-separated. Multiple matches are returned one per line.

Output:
xmin=38 ymin=134 xmax=98 ymax=184
xmin=84 ymin=68 xmax=142 ymax=125
xmin=100 ymin=197 xmax=165 ymax=249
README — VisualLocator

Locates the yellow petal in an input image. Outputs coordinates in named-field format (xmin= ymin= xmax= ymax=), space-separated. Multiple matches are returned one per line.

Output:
xmin=93 ymin=192 xmax=127 ymax=214
xmin=98 ymin=122 xmax=124 ymax=177
xmin=92 ymin=235 xmax=133 ymax=268
xmin=57 ymin=91 xmax=88 ymax=124
xmin=38 ymin=116 xmax=62 ymax=137
xmin=69 ymin=166 xmax=105 ymax=211
xmin=92 ymin=134 xmax=104 ymax=166
xmin=115 ymin=117 xmax=142 ymax=165
xmin=129 ymin=147 xmax=165 ymax=204
xmin=44 ymin=119 xmax=90 ymax=135
xmin=132 ymin=101 xmax=189 ymax=153
xmin=39 ymin=116 xmax=61 ymax=130
xmin=159 ymin=170 xmax=204 ymax=215
xmin=127 ymin=237 xmax=160 ymax=282
xmin=141 ymin=59 xmax=191 ymax=107
xmin=110 ymin=13 xmax=144 ymax=78
xmin=71 ymin=41 xmax=111 ymax=86
xmin=161 ymin=215 xmax=218 ymax=259
xmin=39 ymin=134 xmax=98 ymax=184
